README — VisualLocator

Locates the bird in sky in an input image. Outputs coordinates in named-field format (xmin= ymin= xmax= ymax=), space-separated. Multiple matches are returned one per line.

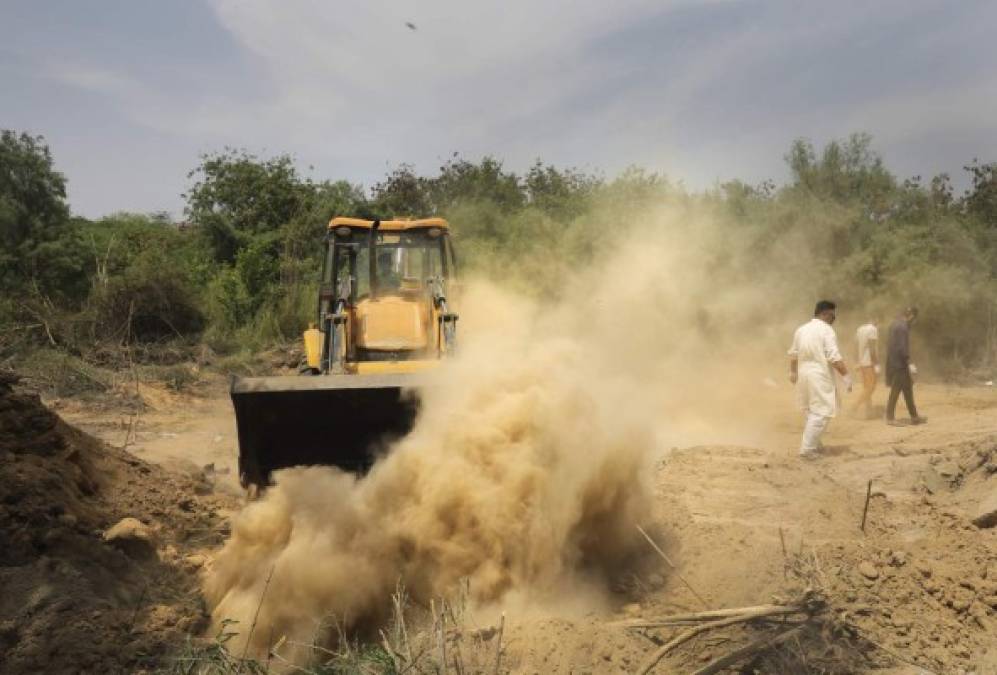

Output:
xmin=405 ymin=21 xmax=417 ymax=31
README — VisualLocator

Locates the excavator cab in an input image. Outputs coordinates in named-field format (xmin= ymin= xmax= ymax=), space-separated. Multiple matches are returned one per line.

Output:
xmin=231 ymin=218 xmax=458 ymax=490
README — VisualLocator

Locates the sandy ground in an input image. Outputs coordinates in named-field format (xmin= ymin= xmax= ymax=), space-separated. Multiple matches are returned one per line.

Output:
xmin=46 ymin=378 xmax=997 ymax=673
xmin=53 ymin=377 xmax=243 ymax=498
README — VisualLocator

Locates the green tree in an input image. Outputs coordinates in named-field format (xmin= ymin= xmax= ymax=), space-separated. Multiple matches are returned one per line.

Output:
xmin=282 ymin=179 xmax=369 ymax=262
xmin=0 ymin=130 xmax=85 ymax=301
xmin=524 ymin=160 xmax=602 ymax=218
xmin=963 ymin=159 xmax=997 ymax=228
xmin=785 ymin=133 xmax=894 ymax=208
xmin=369 ymin=164 xmax=433 ymax=217
xmin=429 ymin=155 xmax=525 ymax=213
xmin=184 ymin=149 xmax=313 ymax=262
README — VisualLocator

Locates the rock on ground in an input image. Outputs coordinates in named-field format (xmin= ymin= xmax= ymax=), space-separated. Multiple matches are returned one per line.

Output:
xmin=104 ymin=517 xmax=158 ymax=558
xmin=972 ymin=491 xmax=997 ymax=528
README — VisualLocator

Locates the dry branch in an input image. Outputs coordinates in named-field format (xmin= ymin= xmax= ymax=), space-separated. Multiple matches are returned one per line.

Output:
xmin=379 ymin=630 xmax=402 ymax=671
xmin=392 ymin=582 xmax=414 ymax=663
xmin=635 ymin=524 xmax=708 ymax=608
xmin=634 ymin=605 xmax=801 ymax=675
xmin=688 ymin=624 xmax=807 ymax=675
xmin=614 ymin=602 xmax=805 ymax=628
xmin=492 ymin=612 xmax=505 ymax=675
xmin=243 ymin=564 xmax=276 ymax=660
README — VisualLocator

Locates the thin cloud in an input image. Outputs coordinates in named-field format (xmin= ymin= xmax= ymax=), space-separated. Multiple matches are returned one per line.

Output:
xmin=1 ymin=0 xmax=994 ymax=216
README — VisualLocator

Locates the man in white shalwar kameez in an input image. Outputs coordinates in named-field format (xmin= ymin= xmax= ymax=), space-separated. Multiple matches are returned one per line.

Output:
xmin=788 ymin=300 xmax=852 ymax=459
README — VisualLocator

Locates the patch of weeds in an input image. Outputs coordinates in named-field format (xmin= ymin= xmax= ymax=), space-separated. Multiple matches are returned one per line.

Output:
xmin=16 ymin=347 xmax=114 ymax=398
xmin=156 ymin=620 xmax=268 ymax=675
xmin=145 ymin=364 xmax=200 ymax=392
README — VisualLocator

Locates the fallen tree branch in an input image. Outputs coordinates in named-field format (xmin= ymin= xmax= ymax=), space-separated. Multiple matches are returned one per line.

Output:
xmin=635 ymin=606 xmax=799 ymax=675
xmin=688 ymin=624 xmax=807 ymax=675
xmin=0 ymin=323 xmax=43 ymax=333
xmin=614 ymin=602 xmax=805 ymax=628
xmin=17 ymin=303 xmax=57 ymax=346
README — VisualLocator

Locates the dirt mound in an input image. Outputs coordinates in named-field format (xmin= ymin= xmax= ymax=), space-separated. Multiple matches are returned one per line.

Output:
xmin=592 ymin=409 xmax=997 ymax=675
xmin=0 ymin=371 xmax=229 ymax=674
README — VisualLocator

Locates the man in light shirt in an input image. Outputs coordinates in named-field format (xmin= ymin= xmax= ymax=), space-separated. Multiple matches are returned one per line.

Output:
xmin=788 ymin=300 xmax=853 ymax=459
xmin=851 ymin=318 xmax=879 ymax=419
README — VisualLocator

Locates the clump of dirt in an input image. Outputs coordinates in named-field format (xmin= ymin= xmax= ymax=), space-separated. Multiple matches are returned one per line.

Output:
xmin=808 ymin=537 xmax=995 ymax=673
xmin=0 ymin=371 xmax=230 ymax=674
xmin=919 ymin=437 xmax=997 ymax=528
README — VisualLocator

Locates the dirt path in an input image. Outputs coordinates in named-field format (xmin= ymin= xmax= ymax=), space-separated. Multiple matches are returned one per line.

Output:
xmin=52 ymin=375 xmax=243 ymax=497
xmin=46 ymin=379 xmax=997 ymax=672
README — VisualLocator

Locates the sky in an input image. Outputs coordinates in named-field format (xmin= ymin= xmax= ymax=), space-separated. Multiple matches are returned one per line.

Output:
xmin=2 ymin=0 xmax=996 ymax=219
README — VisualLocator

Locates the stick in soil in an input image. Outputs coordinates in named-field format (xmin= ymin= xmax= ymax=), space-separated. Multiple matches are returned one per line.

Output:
xmin=860 ymin=479 xmax=873 ymax=532
xmin=778 ymin=526 xmax=788 ymax=579
xmin=243 ymin=564 xmax=276 ymax=660
xmin=635 ymin=605 xmax=802 ymax=675
xmin=636 ymin=524 xmax=708 ymax=608
xmin=432 ymin=599 xmax=448 ymax=674
xmin=492 ymin=612 xmax=505 ymax=675
xmin=441 ymin=601 xmax=448 ymax=675
xmin=120 ymin=413 xmax=136 ymax=449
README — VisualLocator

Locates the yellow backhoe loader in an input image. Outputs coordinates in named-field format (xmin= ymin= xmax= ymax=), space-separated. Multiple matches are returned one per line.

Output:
xmin=230 ymin=217 xmax=459 ymax=489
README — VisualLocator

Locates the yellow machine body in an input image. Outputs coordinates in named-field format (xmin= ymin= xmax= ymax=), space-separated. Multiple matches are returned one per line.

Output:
xmin=231 ymin=217 xmax=459 ymax=489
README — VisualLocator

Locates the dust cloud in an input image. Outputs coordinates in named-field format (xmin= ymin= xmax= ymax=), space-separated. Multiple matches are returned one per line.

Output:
xmin=203 ymin=203 xmax=817 ymax=656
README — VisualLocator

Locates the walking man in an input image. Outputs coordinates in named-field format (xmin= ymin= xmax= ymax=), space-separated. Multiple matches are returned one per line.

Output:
xmin=789 ymin=300 xmax=852 ymax=459
xmin=886 ymin=307 xmax=926 ymax=425
xmin=851 ymin=318 xmax=879 ymax=419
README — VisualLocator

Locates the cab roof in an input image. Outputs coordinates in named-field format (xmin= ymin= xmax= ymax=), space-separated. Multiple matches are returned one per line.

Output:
xmin=328 ymin=217 xmax=449 ymax=232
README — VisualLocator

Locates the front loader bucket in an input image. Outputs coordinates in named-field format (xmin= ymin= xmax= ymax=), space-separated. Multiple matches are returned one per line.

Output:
xmin=230 ymin=374 xmax=422 ymax=489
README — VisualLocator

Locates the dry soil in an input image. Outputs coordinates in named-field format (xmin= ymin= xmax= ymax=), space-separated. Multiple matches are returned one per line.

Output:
xmin=8 ymin=374 xmax=997 ymax=674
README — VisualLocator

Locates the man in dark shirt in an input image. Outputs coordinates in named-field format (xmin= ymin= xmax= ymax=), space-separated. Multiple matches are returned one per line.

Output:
xmin=886 ymin=307 xmax=927 ymax=425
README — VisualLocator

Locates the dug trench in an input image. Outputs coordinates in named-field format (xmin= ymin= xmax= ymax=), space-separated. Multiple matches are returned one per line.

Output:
xmin=8 ymin=367 xmax=991 ymax=673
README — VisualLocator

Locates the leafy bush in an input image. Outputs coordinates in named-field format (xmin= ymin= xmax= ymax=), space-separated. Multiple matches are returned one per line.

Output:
xmin=80 ymin=215 xmax=206 ymax=344
xmin=89 ymin=259 xmax=204 ymax=343
xmin=5 ymin=128 xmax=997 ymax=374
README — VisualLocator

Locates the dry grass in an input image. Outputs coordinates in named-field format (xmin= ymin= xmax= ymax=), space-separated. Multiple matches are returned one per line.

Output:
xmin=158 ymin=581 xmax=504 ymax=675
